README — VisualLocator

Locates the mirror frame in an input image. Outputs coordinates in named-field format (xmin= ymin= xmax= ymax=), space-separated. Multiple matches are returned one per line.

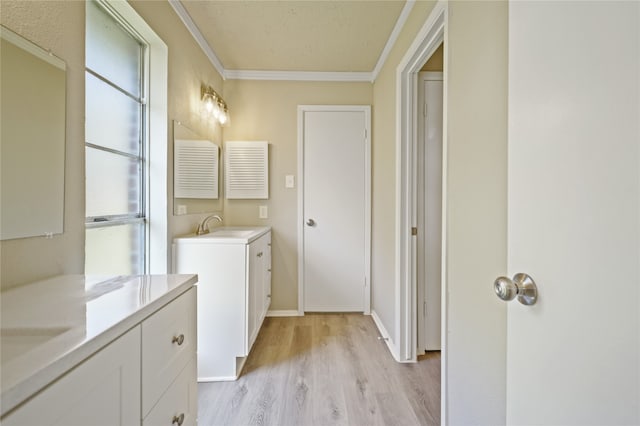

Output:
xmin=0 ymin=25 xmax=66 ymax=240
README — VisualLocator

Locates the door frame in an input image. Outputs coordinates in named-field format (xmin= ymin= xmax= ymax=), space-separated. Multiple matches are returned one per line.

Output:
xmin=297 ymin=105 xmax=372 ymax=315
xmin=395 ymin=0 xmax=447 ymax=421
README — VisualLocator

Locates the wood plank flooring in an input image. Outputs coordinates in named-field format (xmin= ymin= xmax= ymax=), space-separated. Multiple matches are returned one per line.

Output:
xmin=198 ymin=314 xmax=440 ymax=426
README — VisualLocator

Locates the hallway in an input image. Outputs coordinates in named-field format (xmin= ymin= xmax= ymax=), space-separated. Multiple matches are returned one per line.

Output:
xmin=198 ymin=314 xmax=440 ymax=426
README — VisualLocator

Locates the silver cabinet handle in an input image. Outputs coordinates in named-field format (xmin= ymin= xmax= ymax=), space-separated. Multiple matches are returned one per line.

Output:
xmin=494 ymin=273 xmax=537 ymax=305
xmin=172 ymin=413 xmax=185 ymax=425
xmin=306 ymin=218 xmax=316 ymax=226
xmin=172 ymin=334 xmax=185 ymax=346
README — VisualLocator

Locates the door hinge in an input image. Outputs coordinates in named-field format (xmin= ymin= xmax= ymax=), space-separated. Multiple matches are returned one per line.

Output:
xmin=411 ymin=227 xmax=418 ymax=236
xmin=423 ymin=103 xmax=428 ymax=118
xmin=423 ymin=301 xmax=427 ymax=318
xmin=364 ymin=128 xmax=367 ymax=140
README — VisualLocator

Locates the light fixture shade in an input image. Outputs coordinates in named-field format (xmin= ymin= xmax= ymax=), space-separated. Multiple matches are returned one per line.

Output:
xmin=201 ymin=93 xmax=215 ymax=117
xmin=219 ymin=107 xmax=229 ymax=126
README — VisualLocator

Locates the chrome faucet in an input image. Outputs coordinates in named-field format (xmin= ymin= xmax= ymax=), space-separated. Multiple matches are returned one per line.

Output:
xmin=196 ymin=214 xmax=223 ymax=235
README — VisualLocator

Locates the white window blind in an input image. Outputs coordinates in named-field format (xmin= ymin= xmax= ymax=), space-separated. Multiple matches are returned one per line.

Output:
xmin=174 ymin=139 xmax=219 ymax=199
xmin=225 ymin=141 xmax=269 ymax=199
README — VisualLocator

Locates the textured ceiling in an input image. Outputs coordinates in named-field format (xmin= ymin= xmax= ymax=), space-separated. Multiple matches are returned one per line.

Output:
xmin=180 ymin=0 xmax=407 ymax=72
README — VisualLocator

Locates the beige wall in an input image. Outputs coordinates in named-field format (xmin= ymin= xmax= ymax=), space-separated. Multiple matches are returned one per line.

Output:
xmin=445 ymin=2 xmax=507 ymax=423
xmin=1 ymin=1 xmax=85 ymax=289
xmin=421 ymin=43 xmax=443 ymax=71
xmin=371 ymin=0 xmax=437 ymax=341
xmin=222 ymin=80 xmax=372 ymax=310
xmin=129 ymin=1 xmax=225 ymax=242
xmin=1 ymin=1 xmax=225 ymax=289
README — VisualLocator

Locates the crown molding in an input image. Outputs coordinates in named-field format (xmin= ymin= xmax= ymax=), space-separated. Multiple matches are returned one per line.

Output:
xmin=371 ymin=0 xmax=416 ymax=81
xmin=170 ymin=0 xmax=414 ymax=83
xmin=224 ymin=70 xmax=373 ymax=82
xmin=168 ymin=0 xmax=226 ymax=79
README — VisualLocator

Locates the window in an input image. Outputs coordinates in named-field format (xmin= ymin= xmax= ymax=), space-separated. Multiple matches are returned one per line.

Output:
xmin=85 ymin=0 xmax=168 ymax=275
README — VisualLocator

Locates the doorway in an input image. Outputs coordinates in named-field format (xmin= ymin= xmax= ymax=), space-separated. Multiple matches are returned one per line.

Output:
xmin=297 ymin=105 xmax=371 ymax=314
xmin=416 ymin=68 xmax=443 ymax=353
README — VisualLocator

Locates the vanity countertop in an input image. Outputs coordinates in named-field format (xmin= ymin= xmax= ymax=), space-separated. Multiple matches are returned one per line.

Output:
xmin=173 ymin=226 xmax=271 ymax=244
xmin=0 ymin=274 xmax=198 ymax=416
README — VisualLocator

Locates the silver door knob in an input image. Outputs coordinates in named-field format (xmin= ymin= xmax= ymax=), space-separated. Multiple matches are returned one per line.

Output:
xmin=494 ymin=273 xmax=537 ymax=305
xmin=306 ymin=219 xmax=316 ymax=226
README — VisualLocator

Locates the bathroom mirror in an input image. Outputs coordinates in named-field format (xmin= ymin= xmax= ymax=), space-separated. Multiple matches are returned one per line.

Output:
xmin=173 ymin=120 xmax=223 ymax=215
xmin=0 ymin=26 xmax=66 ymax=240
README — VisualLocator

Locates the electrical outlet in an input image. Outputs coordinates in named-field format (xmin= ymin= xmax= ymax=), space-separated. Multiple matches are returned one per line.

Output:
xmin=259 ymin=205 xmax=268 ymax=219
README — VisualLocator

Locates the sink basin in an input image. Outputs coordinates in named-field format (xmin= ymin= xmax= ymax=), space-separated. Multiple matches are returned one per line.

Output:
xmin=174 ymin=226 xmax=270 ymax=244
xmin=207 ymin=229 xmax=255 ymax=238
xmin=1 ymin=327 xmax=71 ymax=363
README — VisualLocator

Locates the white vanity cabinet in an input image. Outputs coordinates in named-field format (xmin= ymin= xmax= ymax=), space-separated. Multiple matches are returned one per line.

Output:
xmin=1 ymin=279 xmax=197 ymax=426
xmin=173 ymin=227 xmax=271 ymax=381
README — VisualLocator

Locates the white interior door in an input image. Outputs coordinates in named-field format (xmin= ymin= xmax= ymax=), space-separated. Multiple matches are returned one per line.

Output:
xmin=507 ymin=2 xmax=639 ymax=423
xmin=417 ymin=73 xmax=443 ymax=352
xmin=299 ymin=106 xmax=371 ymax=312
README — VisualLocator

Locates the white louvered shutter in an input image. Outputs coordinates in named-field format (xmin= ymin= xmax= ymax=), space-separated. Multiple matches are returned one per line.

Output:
xmin=174 ymin=139 xmax=219 ymax=199
xmin=225 ymin=141 xmax=269 ymax=199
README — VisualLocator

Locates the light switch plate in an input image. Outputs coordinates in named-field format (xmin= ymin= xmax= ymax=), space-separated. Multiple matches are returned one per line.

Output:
xmin=259 ymin=205 xmax=268 ymax=219
xmin=285 ymin=175 xmax=295 ymax=188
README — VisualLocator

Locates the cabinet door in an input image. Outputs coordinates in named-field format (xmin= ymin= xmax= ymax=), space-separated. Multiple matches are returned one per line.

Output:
xmin=3 ymin=326 xmax=141 ymax=426
xmin=248 ymin=231 xmax=271 ymax=351
xmin=247 ymin=239 xmax=262 ymax=350
xmin=263 ymin=232 xmax=272 ymax=319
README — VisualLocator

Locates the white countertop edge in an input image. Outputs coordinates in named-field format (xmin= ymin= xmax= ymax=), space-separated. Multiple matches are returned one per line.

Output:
xmin=0 ymin=275 xmax=197 ymax=417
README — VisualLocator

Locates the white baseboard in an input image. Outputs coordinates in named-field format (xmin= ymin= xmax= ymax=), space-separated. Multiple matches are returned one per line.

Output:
xmin=371 ymin=310 xmax=402 ymax=362
xmin=266 ymin=310 xmax=301 ymax=317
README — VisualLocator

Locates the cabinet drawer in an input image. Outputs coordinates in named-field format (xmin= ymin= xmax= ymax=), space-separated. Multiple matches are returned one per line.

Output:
xmin=143 ymin=358 xmax=197 ymax=426
xmin=141 ymin=288 xmax=196 ymax=416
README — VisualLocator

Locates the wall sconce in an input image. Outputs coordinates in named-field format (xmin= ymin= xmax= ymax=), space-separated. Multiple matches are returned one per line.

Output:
xmin=201 ymin=85 xmax=229 ymax=126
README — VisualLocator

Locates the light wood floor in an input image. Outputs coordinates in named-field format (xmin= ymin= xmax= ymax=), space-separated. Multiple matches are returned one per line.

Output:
xmin=198 ymin=314 xmax=440 ymax=426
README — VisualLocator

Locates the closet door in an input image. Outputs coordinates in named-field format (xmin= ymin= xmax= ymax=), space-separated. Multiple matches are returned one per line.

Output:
xmin=299 ymin=106 xmax=371 ymax=312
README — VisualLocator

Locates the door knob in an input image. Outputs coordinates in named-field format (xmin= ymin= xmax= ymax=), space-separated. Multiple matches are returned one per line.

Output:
xmin=172 ymin=334 xmax=185 ymax=346
xmin=306 ymin=218 xmax=316 ymax=227
xmin=494 ymin=273 xmax=537 ymax=306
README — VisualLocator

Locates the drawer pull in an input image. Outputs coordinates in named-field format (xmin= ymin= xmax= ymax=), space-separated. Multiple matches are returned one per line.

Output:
xmin=172 ymin=334 xmax=185 ymax=346
xmin=172 ymin=413 xmax=185 ymax=425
